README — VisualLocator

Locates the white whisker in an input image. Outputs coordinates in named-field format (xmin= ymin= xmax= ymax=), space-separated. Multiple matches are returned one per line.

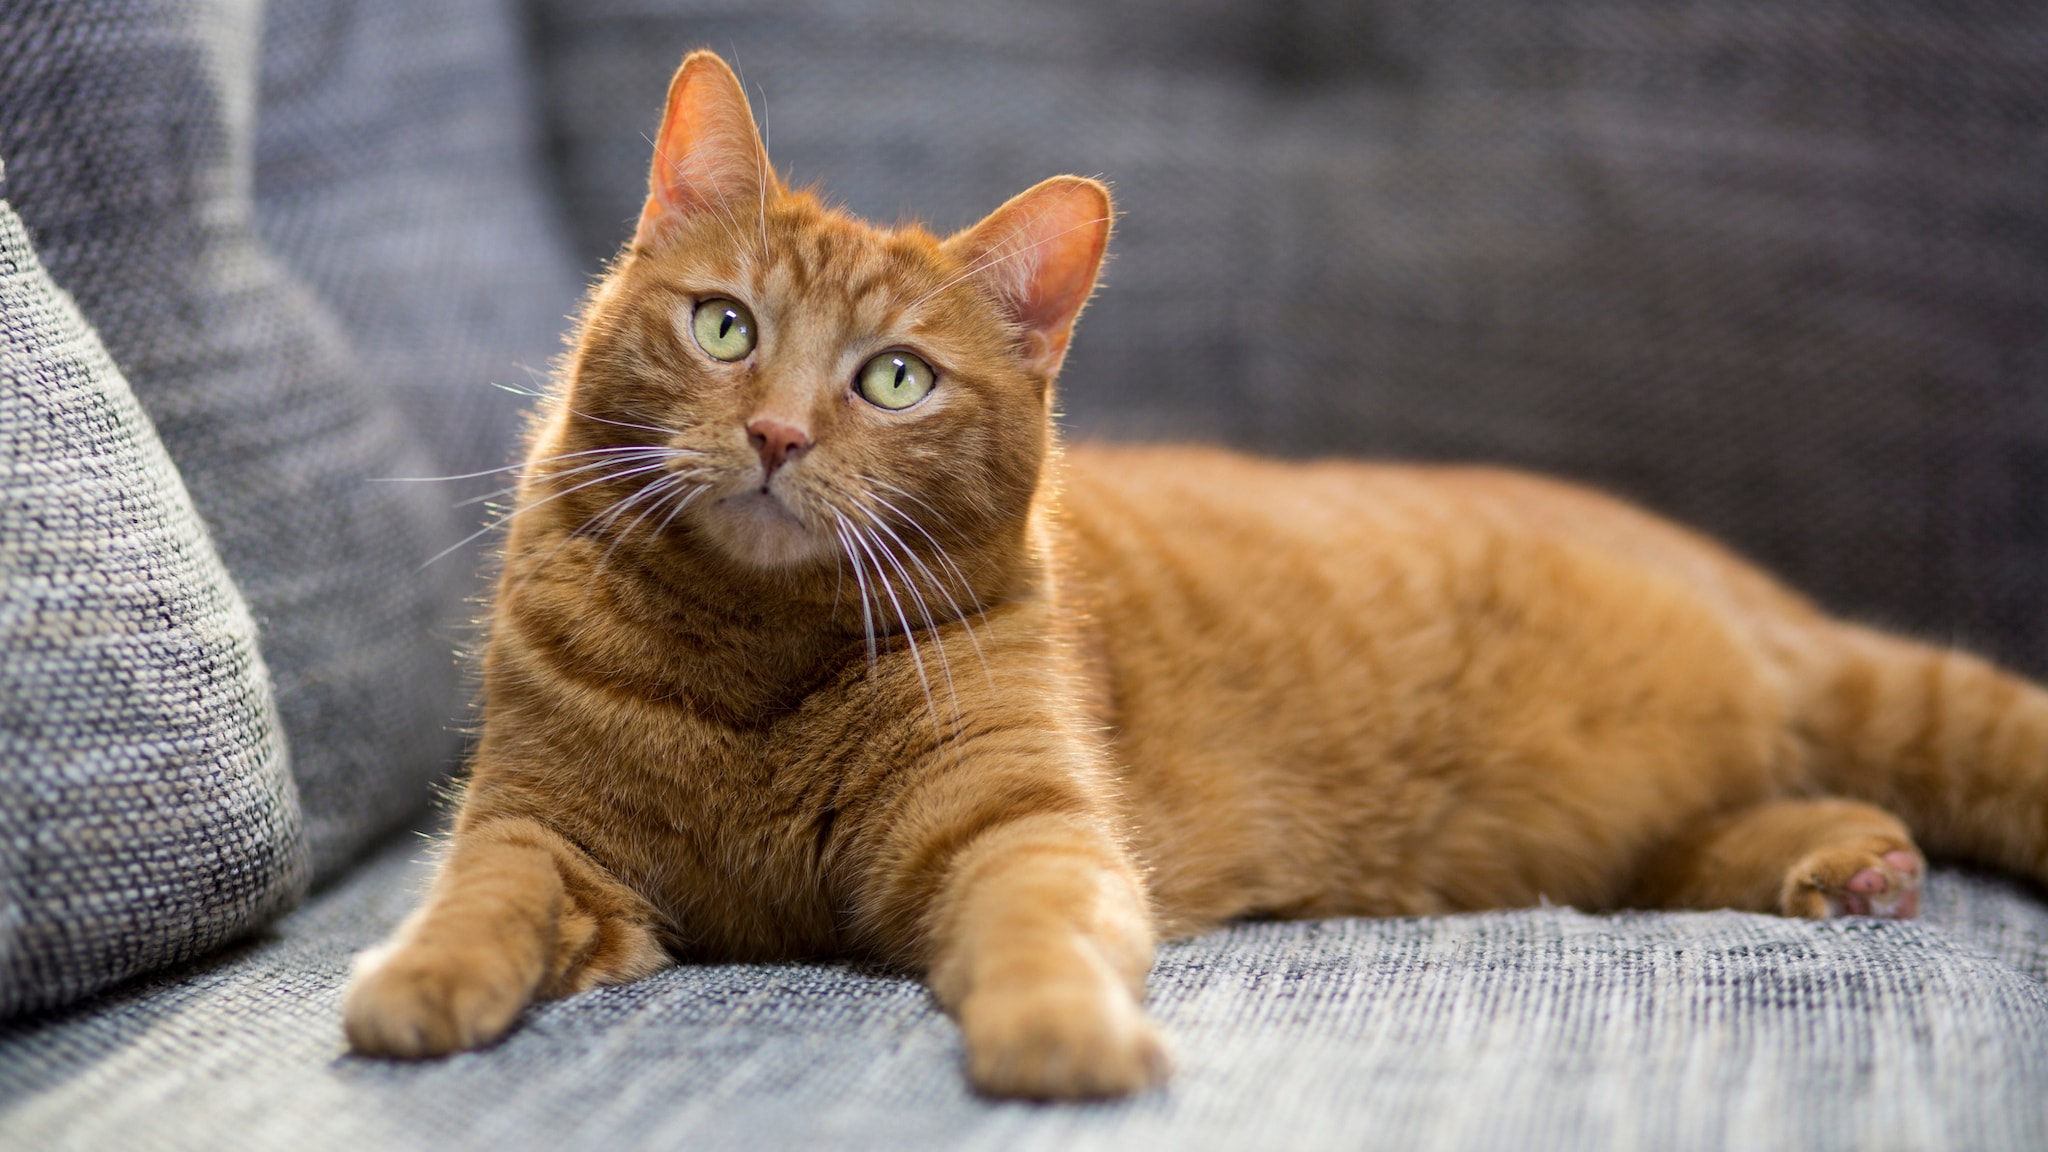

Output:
xmin=567 ymin=408 xmax=693 ymax=440
xmin=643 ymin=128 xmax=753 ymax=257
xmin=834 ymin=514 xmax=881 ymax=671
xmin=600 ymin=471 xmax=706 ymax=567
xmin=496 ymin=467 xmax=707 ymax=605
xmin=487 ymin=374 xmax=697 ymax=443
xmin=418 ymin=458 xmax=677 ymax=571
xmin=909 ymin=215 xmax=1111 ymax=312
xmin=846 ymin=522 xmax=941 ymax=743
xmin=457 ymin=448 xmax=686 ymax=508
xmin=755 ymin=85 xmax=772 ymax=261
xmin=857 ymin=515 xmax=963 ymax=747
xmin=863 ymin=494 xmax=988 ymax=650
xmin=864 ymin=485 xmax=994 ymax=686
xmin=650 ymin=481 xmax=711 ymax=542
xmin=373 ymin=445 xmax=675 ymax=486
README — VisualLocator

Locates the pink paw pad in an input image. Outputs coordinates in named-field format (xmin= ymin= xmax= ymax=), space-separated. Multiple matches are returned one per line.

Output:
xmin=1839 ymin=851 xmax=1923 ymax=919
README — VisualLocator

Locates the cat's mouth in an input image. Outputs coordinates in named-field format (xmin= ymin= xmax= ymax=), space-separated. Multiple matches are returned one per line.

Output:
xmin=706 ymin=485 xmax=832 ymax=568
xmin=735 ymin=485 xmax=802 ymax=521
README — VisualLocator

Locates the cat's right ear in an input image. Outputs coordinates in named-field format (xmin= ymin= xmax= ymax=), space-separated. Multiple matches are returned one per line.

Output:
xmin=635 ymin=51 xmax=776 ymax=251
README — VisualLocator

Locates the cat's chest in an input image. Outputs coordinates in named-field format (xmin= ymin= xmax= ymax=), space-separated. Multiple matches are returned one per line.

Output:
xmin=562 ymin=699 xmax=887 ymax=961
xmin=486 ymin=606 xmax=975 ymax=960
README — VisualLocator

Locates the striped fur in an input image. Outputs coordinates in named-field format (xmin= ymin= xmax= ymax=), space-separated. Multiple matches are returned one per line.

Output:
xmin=344 ymin=51 xmax=2048 ymax=1098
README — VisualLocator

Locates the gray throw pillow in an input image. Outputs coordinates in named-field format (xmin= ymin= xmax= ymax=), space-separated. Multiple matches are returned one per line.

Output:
xmin=0 ymin=0 xmax=467 ymax=882
xmin=1 ymin=177 xmax=308 ymax=1019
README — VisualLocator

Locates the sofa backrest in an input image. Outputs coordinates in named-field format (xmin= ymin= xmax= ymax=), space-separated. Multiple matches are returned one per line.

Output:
xmin=526 ymin=0 xmax=2048 ymax=674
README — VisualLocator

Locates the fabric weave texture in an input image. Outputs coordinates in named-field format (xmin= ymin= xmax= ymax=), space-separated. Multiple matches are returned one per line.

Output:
xmin=0 ymin=0 xmax=468 ymax=882
xmin=254 ymin=0 xmax=583 ymax=492
xmin=0 ymin=179 xmax=306 ymax=1019
xmin=1 ymin=836 xmax=2044 ymax=1151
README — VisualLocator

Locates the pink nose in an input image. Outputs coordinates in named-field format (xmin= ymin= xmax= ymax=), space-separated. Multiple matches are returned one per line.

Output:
xmin=747 ymin=418 xmax=811 ymax=478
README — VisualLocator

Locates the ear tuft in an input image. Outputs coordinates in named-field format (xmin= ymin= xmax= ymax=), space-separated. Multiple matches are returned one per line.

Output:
xmin=944 ymin=177 xmax=1112 ymax=378
xmin=635 ymin=51 xmax=776 ymax=250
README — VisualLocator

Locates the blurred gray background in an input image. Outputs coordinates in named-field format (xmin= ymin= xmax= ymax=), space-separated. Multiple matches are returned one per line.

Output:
xmin=516 ymin=0 xmax=2048 ymax=676
xmin=237 ymin=0 xmax=2048 ymax=684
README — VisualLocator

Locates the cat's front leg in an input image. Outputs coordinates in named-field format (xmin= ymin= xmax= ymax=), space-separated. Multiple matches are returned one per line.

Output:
xmin=894 ymin=806 xmax=1169 ymax=1098
xmin=344 ymin=816 xmax=669 ymax=1058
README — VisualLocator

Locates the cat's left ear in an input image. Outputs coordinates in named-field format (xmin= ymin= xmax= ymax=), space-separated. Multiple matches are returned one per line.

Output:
xmin=635 ymin=50 xmax=778 ymax=250
xmin=944 ymin=177 xmax=1112 ymax=378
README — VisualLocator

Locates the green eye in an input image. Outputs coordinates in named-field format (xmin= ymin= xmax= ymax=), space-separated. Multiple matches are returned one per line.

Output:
xmin=691 ymin=298 xmax=756 ymax=361
xmin=857 ymin=351 xmax=935 ymax=410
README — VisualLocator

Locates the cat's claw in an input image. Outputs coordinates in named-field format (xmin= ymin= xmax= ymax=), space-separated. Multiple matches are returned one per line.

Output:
xmin=1783 ymin=843 xmax=1924 ymax=920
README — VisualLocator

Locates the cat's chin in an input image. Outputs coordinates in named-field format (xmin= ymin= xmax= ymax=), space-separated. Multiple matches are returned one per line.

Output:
xmin=702 ymin=490 xmax=836 ymax=570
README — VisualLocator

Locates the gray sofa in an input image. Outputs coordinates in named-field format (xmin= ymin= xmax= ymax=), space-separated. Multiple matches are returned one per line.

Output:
xmin=4 ymin=1 xmax=2047 ymax=1148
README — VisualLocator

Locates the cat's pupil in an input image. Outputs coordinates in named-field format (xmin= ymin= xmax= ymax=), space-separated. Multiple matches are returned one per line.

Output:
xmin=718 ymin=313 xmax=735 ymax=338
xmin=892 ymin=362 xmax=907 ymax=387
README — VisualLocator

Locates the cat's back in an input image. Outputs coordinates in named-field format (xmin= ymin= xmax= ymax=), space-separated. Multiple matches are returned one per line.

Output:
xmin=1055 ymin=443 xmax=1811 ymax=925
xmin=1058 ymin=442 xmax=1810 ymax=632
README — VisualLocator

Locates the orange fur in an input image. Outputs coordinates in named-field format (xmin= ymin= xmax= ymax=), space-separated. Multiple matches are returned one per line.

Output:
xmin=345 ymin=51 xmax=2048 ymax=1098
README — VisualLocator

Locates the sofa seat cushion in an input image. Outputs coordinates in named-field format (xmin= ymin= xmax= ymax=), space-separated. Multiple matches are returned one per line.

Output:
xmin=3 ymin=833 xmax=2045 ymax=1151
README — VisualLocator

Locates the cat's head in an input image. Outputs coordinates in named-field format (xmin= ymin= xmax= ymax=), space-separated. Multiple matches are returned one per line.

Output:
xmin=542 ymin=50 xmax=1108 ymax=600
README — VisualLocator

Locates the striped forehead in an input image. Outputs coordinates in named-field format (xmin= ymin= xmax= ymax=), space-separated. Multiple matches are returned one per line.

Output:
xmin=748 ymin=207 xmax=941 ymax=336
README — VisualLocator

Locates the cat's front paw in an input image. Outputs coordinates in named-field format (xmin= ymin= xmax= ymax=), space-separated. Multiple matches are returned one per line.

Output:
xmin=342 ymin=940 xmax=536 ymax=1059
xmin=958 ymin=979 xmax=1172 ymax=1099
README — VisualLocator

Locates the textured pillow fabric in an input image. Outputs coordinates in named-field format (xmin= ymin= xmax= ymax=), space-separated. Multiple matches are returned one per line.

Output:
xmin=1 ymin=178 xmax=307 ymax=1019
xmin=254 ymin=0 xmax=583 ymax=490
xmin=0 ymin=0 xmax=467 ymax=881
xmin=529 ymin=0 xmax=2048 ymax=676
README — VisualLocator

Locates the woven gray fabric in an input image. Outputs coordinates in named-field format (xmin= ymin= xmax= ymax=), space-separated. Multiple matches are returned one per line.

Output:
xmin=1 ymin=834 xmax=2045 ymax=1151
xmin=529 ymin=0 xmax=2048 ymax=675
xmin=0 ymin=183 xmax=307 ymax=1019
xmin=0 ymin=0 xmax=468 ymax=881
xmin=254 ymin=0 xmax=583 ymax=489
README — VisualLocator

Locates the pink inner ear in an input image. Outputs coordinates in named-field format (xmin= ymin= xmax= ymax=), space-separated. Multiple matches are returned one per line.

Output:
xmin=636 ymin=52 xmax=771 ymax=248
xmin=955 ymin=178 xmax=1112 ymax=373
xmin=1019 ymin=199 xmax=1110 ymax=333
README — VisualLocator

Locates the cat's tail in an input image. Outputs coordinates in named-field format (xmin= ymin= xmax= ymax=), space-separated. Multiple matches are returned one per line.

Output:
xmin=1796 ymin=622 xmax=2048 ymax=883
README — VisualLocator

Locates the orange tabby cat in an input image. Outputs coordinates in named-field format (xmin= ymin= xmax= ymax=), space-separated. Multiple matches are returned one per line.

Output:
xmin=343 ymin=51 xmax=2048 ymax=1098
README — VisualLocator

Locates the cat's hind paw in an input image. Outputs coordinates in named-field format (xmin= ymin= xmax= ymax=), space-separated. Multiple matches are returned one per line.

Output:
xmin=1781 ymin=841 xmax=1924 ymax=920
